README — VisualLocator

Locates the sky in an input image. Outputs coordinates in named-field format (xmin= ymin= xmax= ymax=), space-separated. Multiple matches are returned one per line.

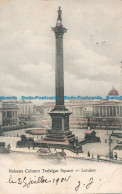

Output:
xmin=0 ymin=0 xmax=122 ymax=102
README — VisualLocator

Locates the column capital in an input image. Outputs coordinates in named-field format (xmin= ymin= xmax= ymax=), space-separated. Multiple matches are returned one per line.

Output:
xmin=51 ymin=26 xmax=67 ymax=38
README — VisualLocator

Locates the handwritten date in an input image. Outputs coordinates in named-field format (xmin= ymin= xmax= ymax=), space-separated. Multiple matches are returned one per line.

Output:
xmin=8 ymin=175 xmax=100 ymax=191
xmin=8 ymin=174 xmax=71 ymax=188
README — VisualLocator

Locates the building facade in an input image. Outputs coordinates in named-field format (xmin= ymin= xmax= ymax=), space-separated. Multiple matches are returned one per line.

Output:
xmin=42 ymin=88 xmax=122 ymax=129
xmin=2 ymin=102 xmax=18 ymax=126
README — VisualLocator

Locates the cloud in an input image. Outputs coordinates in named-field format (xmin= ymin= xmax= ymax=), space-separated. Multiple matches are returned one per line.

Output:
xmin=0 ymin=0 xmax=122 ymax=98
xmin=64 ymin=38 xmax=119 ymax=82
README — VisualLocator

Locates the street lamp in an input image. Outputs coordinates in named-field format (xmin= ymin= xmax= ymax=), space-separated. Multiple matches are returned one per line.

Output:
xmin=106 ymin=124 xmax=108 ymax=135
xmin=109 ymin=134 xmax=113 ymax=159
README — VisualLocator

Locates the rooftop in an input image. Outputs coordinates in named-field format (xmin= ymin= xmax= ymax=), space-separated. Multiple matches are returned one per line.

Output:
xmin=108 ymin=87 xmax=119 ymax=96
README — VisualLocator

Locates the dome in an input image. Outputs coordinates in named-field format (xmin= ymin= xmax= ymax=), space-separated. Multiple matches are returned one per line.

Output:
xmin=108 ymin=87 xmax=119 ymax=96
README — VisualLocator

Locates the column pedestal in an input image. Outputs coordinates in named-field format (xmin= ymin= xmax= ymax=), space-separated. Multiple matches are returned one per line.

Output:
xmin=35 ymin=106 xmax=82 ymax=152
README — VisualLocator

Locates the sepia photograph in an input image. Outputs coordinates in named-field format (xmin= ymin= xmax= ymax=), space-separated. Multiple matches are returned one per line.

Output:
xmin=0 ymin=0 xmax=122 ymax=193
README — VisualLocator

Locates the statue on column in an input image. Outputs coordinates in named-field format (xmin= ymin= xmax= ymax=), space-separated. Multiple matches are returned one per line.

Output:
xmin=58 ymin=6 xmax=62 ymax=20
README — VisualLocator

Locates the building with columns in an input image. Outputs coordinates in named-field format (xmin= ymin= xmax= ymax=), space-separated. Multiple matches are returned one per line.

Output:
xmin=42 ymin=88 xmax=122 ymax=129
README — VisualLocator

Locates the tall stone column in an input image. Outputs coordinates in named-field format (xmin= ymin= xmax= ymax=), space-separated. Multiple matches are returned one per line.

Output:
xmin=55 ymin=35 xmax=64 ymax=105
xmin=51 ymin=7 xmax=67 ymax=108
xmin=48 ymin=7 xmax=72 ymax=135
xmin=36 ymin=7 xmax=82 ymax=153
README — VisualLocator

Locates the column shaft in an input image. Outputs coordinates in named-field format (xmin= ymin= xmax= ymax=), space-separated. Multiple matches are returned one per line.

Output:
xmin=56 ymin=37 xmax=64 ymax=105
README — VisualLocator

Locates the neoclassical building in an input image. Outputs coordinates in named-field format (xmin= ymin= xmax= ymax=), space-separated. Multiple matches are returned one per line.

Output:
xmin=42 ymin=88 xmax=122 ymax=129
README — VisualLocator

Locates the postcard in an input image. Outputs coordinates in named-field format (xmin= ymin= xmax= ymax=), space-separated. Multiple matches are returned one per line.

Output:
xmin=0 ymin=0 xmax=122 ymax=194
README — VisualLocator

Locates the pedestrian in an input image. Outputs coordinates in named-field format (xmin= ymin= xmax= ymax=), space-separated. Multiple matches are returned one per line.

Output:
xmin=92 ymin=154 xmax=94 ymax=159
xmin=114 ymin=153 xmax=117 ymax=160
xmin=77 ymin=150 xmax=79 ymax=155
xmin=97 ymin=154 xmax=99 ymax=161
xmin=28 ymin=145 xmax=30 ymax=151
xmin=87 ymin=151 xmax=90 ymax=157
xmin=48 ymin=146 xmax=51 ymax=152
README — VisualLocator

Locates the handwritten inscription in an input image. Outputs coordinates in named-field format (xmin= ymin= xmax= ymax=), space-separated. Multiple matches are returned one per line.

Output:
xmin=8 ymin=175 xmax=101 ymax=191
xmin=8 ymin=174 xmax=71 ymax=188
xmin=75 ymin=177 xmax=94 ymax=191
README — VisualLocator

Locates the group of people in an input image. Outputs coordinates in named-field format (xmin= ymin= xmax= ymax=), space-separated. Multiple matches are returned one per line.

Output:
xmin=87 ymin=151 xmax=100 ymax=161
xmin=87 ymin=151 xmax=118 ymax=160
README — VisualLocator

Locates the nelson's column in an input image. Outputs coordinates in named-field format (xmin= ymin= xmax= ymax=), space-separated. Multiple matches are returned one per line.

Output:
xmin=36 ymin=7 xmax=82 ymax=152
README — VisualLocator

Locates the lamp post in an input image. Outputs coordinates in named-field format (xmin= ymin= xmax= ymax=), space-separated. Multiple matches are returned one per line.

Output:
xmin=109 ymin=134 xmax=113 ymax=159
